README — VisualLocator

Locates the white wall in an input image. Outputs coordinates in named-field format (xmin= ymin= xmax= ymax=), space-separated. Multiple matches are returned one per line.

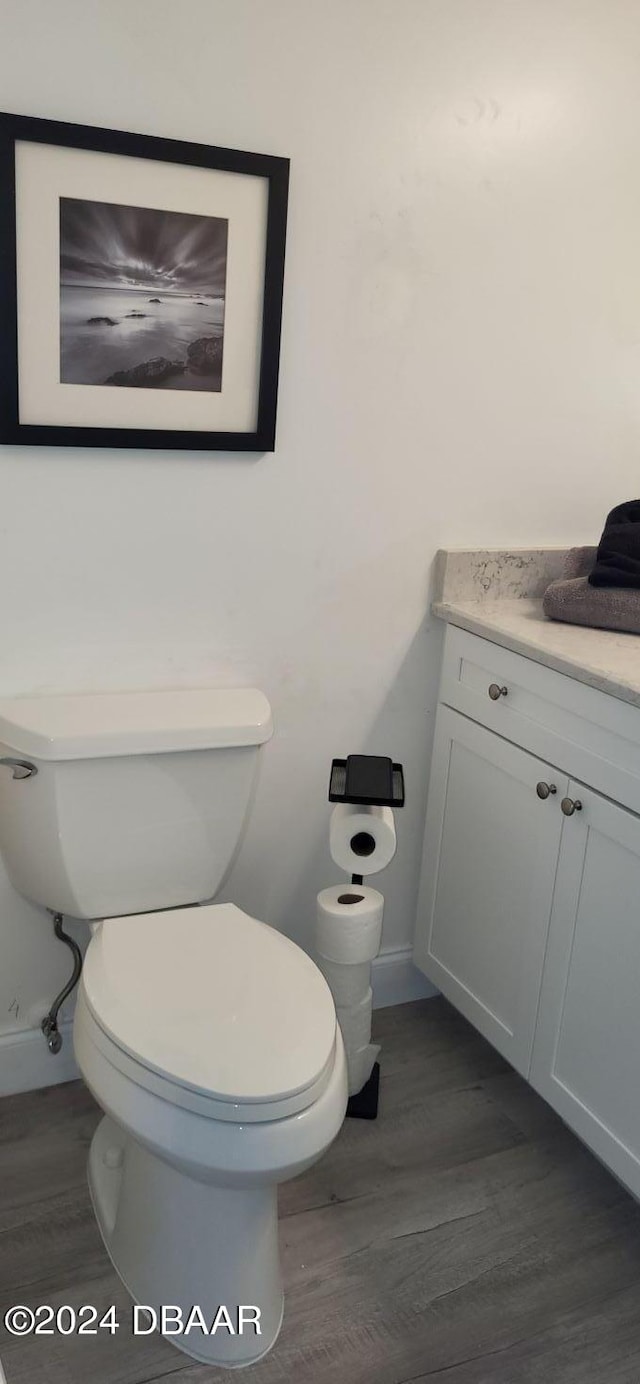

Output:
xmin=1 ymin=0 xmax=640 ymax=1038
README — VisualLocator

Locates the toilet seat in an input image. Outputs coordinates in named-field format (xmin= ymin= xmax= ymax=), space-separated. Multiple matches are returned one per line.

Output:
xmin=81 ymin=903 xmax=338 ymax=1123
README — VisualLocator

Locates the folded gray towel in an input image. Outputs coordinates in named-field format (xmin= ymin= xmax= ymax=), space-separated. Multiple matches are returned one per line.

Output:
xmin=559 ymin=546 xmax=598 ymax=581
xmin=543 ymin=573 xmax=640 ymax=635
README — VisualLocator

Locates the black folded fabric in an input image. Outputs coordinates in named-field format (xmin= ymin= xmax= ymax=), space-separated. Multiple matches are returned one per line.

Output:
xmin=589 ymin=500 xmax=640 ymax=588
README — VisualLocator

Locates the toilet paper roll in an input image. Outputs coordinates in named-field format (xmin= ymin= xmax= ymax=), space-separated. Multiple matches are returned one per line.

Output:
xmin=318 ymin=956 xmax=371 ymax=1008
xmin=347 ymin=1042 xmax=380 ymax=1098
xmin=316 ymin=884 xmax=384 ymax=964
xmin=336 ymin=987 xmax=373 ymax=1053
xmin=329 ymin=804 xmax=396 ymax=877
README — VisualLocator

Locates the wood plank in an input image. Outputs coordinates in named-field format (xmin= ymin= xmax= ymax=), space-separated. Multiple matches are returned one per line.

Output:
xmin=2 ymin=999 xmax=640 ymax=1384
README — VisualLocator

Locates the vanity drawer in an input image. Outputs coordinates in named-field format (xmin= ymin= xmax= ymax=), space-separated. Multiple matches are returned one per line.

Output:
xmin=440 ymin=624 xmax=640 ymax=814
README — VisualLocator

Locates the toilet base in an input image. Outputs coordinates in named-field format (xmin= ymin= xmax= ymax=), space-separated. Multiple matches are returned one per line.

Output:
xmin=88 ymin=1115 xmax=284 ymax=1368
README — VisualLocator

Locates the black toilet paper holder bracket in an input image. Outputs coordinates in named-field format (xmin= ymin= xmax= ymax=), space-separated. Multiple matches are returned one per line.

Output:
xmin=328 ymin=754 xmax=404 ymax=809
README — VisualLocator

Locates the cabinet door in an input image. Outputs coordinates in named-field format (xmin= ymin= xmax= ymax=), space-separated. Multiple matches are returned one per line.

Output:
xmin=531 ymin=781 xmax=640 ymax=1197
xmin=414 ymin=707 xmax=567 ymax=1075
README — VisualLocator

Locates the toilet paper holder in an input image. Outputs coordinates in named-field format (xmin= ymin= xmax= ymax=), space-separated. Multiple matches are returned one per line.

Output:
xmin=324 ymin=754 xmax=405 ymax=1121
xmin=328 ymin=754 xmax=405 ymax=808
xmin=329 ymin=754 xmax=404 ymax=885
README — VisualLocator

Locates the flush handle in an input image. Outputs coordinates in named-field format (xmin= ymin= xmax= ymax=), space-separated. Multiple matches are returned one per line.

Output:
xmin=0 ymin=757 xmax=38 ymax=780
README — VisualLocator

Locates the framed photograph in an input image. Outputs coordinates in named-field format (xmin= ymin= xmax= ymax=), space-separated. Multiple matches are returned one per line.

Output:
xmin=0 ymin=113 xmax=289 ymax=451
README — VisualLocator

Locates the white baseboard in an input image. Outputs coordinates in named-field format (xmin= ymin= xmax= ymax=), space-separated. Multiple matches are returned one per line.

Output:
xmin=371 ymin=947 xmax=438 ymax=1009
xmin=0 ymin=1019 xmax=79 ymax=1098
xmin=0 ymin=950 xmax=436 ymax=1099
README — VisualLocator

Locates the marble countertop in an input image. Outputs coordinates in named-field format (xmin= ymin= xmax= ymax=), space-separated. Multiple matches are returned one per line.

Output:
xmin=432 ymin=548 xmax=640 ymax=708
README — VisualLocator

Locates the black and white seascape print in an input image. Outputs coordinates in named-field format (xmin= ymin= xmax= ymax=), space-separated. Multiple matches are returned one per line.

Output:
xmin=59 ymin=198 xmax=228 ymax=390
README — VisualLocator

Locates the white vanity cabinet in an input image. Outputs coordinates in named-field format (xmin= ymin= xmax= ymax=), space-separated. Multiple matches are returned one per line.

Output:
xmin=416 ymin=706 xmax=567 ymax=1075
xmin=414 ymin=622 xmax=640 ymax=1199
xmin=530 ymin=781 xmax=640 ymax=1194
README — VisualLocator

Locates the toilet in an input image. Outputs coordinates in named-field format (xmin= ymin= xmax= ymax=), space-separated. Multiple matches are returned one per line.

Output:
xmin=0 ymin=688 xmax=348 ymax=1368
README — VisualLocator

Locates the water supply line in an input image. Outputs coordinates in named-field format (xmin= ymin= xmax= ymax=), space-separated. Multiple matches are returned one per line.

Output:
xmin=41 ymin=912 xmax=83 ymax=1054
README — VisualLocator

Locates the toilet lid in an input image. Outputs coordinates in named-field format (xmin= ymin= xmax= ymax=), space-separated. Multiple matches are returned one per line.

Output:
xmin=82 ymin=903 xmax=337 ymax=1108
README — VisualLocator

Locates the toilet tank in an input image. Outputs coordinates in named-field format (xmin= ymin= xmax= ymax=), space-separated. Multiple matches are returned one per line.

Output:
xmin=0 ymin=688 xmax=272 ymax=919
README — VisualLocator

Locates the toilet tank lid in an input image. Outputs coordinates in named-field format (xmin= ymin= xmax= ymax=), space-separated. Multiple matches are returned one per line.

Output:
xmin=0 ymin=688 xmax=273 ymax=761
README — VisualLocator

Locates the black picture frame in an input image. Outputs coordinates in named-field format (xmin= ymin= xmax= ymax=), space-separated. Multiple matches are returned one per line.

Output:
xmin=0 ymin=112 xmax=289 ymax=452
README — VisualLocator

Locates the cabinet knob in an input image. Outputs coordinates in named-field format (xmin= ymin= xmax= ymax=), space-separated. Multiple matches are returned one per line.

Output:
xmin=536 ymin=782 xmax=557 ymax=800
xmin=561 ymin=797 xmax=583 ymax=816
xmin=488 ymin=683 xmax=508 ymax=701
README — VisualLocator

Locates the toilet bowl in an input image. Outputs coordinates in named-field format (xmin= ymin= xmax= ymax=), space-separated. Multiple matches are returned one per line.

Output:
xmin=0 ymin=686 xmax=348 ymax=1366
xmin=74 ymin=902 xmax=348 ymax=1368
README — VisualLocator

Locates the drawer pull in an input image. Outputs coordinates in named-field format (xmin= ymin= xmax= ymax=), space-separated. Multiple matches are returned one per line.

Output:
xmin=561 ymin=797 xmax=583 ymax=816
xmin=536 ymin=782 xmax=557 ymax=800
xmin=488 ymin=683 xmax=508 ymax=701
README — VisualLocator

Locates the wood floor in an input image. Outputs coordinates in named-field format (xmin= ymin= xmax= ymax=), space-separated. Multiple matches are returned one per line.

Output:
xmin=2 ymin=997 xmax=640 ymax=1383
